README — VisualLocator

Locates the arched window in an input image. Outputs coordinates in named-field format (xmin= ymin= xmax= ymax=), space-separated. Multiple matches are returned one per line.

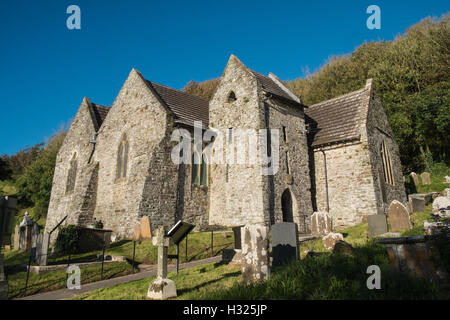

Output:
xmin=66 ymin=153 xmax=78 ymax=193
xmin=227 ymin=91 xmax=237 ymax=103
xmin=381 ymin=139 xmax=394 ymax=185
xmin=192 ymin=150 xmax=208 ymax=186
xmin=116 ymin=134 xmax=129 ymax=179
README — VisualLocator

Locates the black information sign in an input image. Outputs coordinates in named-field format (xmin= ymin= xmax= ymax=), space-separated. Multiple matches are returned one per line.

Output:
xmin=167 ymin=220 xmax=195 ymax=245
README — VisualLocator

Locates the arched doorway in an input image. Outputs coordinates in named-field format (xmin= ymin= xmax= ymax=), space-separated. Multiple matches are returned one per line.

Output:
xmin=281 ymin=189 xmax=294 ymax=222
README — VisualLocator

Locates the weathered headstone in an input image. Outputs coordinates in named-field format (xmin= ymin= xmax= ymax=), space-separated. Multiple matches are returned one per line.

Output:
xmin=13 ymin=225 xmax=20 ymax=250
xmin=410 ymin=197 xmax=425 ymax=213
xmin=140 ymin=216 xmax=152 ymax=239
xmin=368 ymin=214 xmax=388 ymax=236
xmin=19 ymin=212 xmax=34 ymax=250
xmin=322 ymin=232 xmax=344 ymax=251
xmin=421 ymin=172 xmax=431 ymax=185
xmin=241 ymin=225 xmax=270 ymax=284
xmin=333 ymin=240 xmax=354 ymax=256
xmin=445 ymin=176 xmax=450 ymax=184
xmin=147 ymin=226 xmax=176 ymax=300
xmin=387 ymin=200 xmax=412 ymax=232
xmin=410 ymin=172 xmax=419 ymax=186
xmin=271 ymin=222 xmax=299 ymax=267
xmin=310 ymin=211 xmax=332 ymax=236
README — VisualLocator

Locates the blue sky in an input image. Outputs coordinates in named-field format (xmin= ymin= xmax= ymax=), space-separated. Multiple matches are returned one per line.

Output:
xmin=0 ymin=0 xmax=448 ymax=155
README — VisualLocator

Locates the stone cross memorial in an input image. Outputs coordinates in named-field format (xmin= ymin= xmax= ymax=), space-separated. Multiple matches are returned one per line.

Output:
xmin=147 ymin=226 xmax=176 ymax=300
xmin=388 ymin=200 xmax=412 ymax=232
xmin=241 ymin=225 xmax=270 ymax=284
xmin=271 ymin=222 xmax=299 ymax=267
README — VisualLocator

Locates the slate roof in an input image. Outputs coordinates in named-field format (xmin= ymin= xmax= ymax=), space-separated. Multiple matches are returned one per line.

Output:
xmin=91 ymin=103 xmax=110 ymax=129
xmin=305 ymin=85 xmax=370 ymax=148
xmin=145 ymin=80 xmax=209 ymax=128
xmin=86 ymin=98 xmax=110 ymax=131
xmin=247 ymin=69 xmax=301 ymax=105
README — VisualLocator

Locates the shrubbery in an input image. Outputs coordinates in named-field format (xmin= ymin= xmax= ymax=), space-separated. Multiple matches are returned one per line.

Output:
xmin=53 ymin=224 xmax=84 ymax=256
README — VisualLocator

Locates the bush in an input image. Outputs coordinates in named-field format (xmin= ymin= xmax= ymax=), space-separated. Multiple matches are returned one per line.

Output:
xmin=54 ymin=225 xmax=83 ymax=256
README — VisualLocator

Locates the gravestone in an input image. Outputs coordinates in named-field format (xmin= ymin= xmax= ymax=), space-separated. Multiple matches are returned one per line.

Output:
xmin=410 ymin=172 xmax=419 ymax=186
xmin=35 ymin=233 xmax=44 ymax=264
xmin=13 ymin=225 xmax=19 ymax=250
xmin=421 ymin=172 xmax=431 ymax=185
xmin=322 ymin=232 xmax=344 ymax=251
xmin=271 ymin=222 xmax=299 ymax=267
xmin=388 ymin=200 xmax=412 ymax=232
xmin=241 ymin=225 xmax=270 ymax=284
xmin=410 ymin=196 xmax=425 ymax=213
xmin=19 ymin=212 xmax=34 ymax=250
xmin=0 ymin=254 xmax=6 ymax=300
xmin=140 ymin=216 xmax=152 ymax=239
xmin=147 ymin=226 xmax=176 ymax=300
xmin=368 ymin=214 xmax=388 ymax=236
xmin=232 ymin=226 xmax=243 ymax=249
xmin=310 ymin=211 xmax=332 ymax=236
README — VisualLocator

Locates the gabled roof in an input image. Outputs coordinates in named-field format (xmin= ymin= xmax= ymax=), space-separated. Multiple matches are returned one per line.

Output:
xmin=247 ymin=69 xmax=302 ymax=105
xmin=305 ymin=81 xmax=372 ymax=148
xmin=86 ymin=98 xmax=110 ymax=131
xmin=144 ymin=80 xmax=209 ymax=128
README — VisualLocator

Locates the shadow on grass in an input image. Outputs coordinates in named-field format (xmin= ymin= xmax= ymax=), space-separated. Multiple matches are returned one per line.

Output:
xmin=176 ymin=270 xmax=241 ymax=296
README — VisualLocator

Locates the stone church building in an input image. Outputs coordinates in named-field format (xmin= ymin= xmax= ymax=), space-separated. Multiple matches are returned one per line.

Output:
xmin=45 ymin=55 xmax=406 ymax=240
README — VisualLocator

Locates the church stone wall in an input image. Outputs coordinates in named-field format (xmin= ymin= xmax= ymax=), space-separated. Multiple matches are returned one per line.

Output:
xmin=366 ymin=92 xmax=407 ymax=212
xmin=92 ymin=69 xmax=175 ymax=239
xmin=45 ymin=98 xmax=98 ymax=238
xmin=262 ymin=96 xmax=313 ymax=232
xmin=313 ymin=142 xmax=378 ymax=228
xmin=208 ymin=56 xmax=267 ymax=227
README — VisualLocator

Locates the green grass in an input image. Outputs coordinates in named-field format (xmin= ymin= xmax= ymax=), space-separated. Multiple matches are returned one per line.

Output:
xmin=74 ymin=262 xmax=241 ymax=300
xmin=3 ymin=230 xmax=234 ymax=299
xmin=0 ymin=180 xmax=18 ymax=196
xmin=7 ymin=262 xmax=133 ymax=299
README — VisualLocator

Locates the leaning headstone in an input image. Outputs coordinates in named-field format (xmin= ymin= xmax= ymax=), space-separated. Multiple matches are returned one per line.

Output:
xmin=310 ymin=211 xmax=332 ymax=236
xmin=13 ymin=225 xmax=20 ymax=250
xmin=421 ymin=172 xmax=431 ymax=185
xmin=322 ymin=232 xmax=344 ymax=251
xmin=241 ymin=225 xmax=270 ymax=284
xmin=387 ymin=200 xmax=412 ymax=232
xmin=410 ymin=172 xmax=419 ymax=186
xmin=271 ymin=222 xmax=299 ymax=267
xmin=38 ymin=232 xmax=50 ymax=266
xmin=147 ymin=226 xmax=176 ymax=300
xmin=368 ymin=214 xmax=388 ymax=236
xmin=332 ymin=240 xmax=354 ymax=256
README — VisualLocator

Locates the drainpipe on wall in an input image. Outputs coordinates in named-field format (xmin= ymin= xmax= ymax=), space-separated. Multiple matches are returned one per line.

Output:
xmin=322 ymin=150 xmax=330 ymax=212
xmin=88 ymin=134 xmax=98 ymax=164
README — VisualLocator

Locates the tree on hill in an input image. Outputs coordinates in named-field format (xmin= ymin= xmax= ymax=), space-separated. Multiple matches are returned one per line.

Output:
xmin=16 ymin=130 xmax=66 ymax=219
